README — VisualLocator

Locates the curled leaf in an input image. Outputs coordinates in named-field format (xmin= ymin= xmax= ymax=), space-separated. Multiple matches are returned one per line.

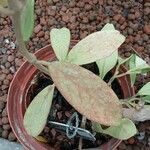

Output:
xmin=21 ymin=0 xmax=34 ymax=41
xmin=50 ymin=28 xmax=70 ymax=61
xmin=23 ymin=85 xmax=54 ymax=137
xmin=92 ymin=118 xmax=137 ymax=140
xmin=67 ymin=25 xmax=125 ymax=65
xmin=48 ymin=62 xmax=122 ymax=126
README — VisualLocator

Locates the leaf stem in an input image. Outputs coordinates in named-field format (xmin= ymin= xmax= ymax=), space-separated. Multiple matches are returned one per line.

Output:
xmin=78 ymin=116 xmax=86 ymax=150
xmin=7 ymin=0 xmax=49 ymax=75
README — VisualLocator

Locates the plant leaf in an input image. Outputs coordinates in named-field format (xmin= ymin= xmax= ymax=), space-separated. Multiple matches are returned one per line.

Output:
xmin=129 ymin=54 xmax=136 ymax=86
xmin=21 ymin=0 xmax=34 ymax=41
xmin=67 ymin=25 xmax=125 ymax=65
xmin=92 ymin=118 xmax=137 ymax=140
xmin=50 ymin=28 xmax=70 ymax=61
xmin=118 ymin=55 xmax=133 ymax=66
xmin=142 ymin=96 xmax=150 ymax=103
xmin=23 ymin=85 xmax=54 ymax=137
xmin=48 ymin=62 xmax=122 ymax=126
xmin=0 ymin=0 xmax=8 ymax=7
xmin=35 ymin=136 xmax=48 ymax=143
xmin=96 ymin=24 xmax=118 ymax=79
xmin=96 ymin=51 xmax=118 ymax=79
xmin=128 ymin=54 xmax=150 ymax=76
xmin=101 ymin=23 xmax=115 ymax=31
xmin=137 ymin=82 xmax=150 ymax=96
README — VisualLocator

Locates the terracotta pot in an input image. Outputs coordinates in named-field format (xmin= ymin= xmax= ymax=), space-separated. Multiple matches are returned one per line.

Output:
xmin=7 ymin=43 xmax=134 ymax=150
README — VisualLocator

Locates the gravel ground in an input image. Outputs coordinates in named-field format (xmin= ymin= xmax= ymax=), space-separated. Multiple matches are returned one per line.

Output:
xmin=0 ymin=0 xmax=150 ymax=149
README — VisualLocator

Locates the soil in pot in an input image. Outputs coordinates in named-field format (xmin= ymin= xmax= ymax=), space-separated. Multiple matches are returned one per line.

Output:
xmin=27 ymin=63 xmax=123 ymax=150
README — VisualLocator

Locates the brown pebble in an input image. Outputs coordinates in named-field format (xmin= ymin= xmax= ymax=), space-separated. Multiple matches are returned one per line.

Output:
xmin=6 ymin=74 xmax=13 ymax=81
xmin=3 ymin=124 xmax=11 ymax=130
xmin=128 ymin=137 xmax=135 ymax=144
xmin=62 ymin=14 xmax=69 ymax=22
xmin=2 ymin=109 xmax=7 ymax=117
xmin=34 ymin=24 xmax=42 ymax=33
xmin=2 ymin=130 xmax=9 ymax=138
xmin=37 ymin=31 xmax=45 ymax=37
xmin=0 ymin=74 xmax=6 ymax=81
xmin=8 ymin=132 xmax=16 ymax=141
xmin=143 ymin=25 xmax=150 ymax=34
xmin=2 ymin=117 xmax=9 ymax=124
xmin=113 ymin=14 xmax=122 ymax=21
xmin=0 ymin=101 xmax=5 ymax=110
xmin=3 ymin=79 xmax=10 ymax=85
xmin=5 ymin=62 xmax=11 ymax=68
xmin=7 ymin=55 xmax=15 ymax=62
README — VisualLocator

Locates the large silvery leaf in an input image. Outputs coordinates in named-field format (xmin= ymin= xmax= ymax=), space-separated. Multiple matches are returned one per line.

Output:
xmin=21 ymin=0 xmax=34 ymax=41
xmin=67 ymin=25 xmax=125 ymax=65
xmin=48 ymin=62 xmax=122 ymax=126
xmin=92 ymin=118 xmax=137 ymax=140
xmin=50 ymin=28 xmax=70 ymax=61
xmin=23 ymin=85 xmax=54 ymax=137
xmin=96 ymin=24 xmax=118 ymax=79
xmin=137 ymin=82 xmax=150 ymax=96
xmin=96 ymin=51 xmax=118 ymax=79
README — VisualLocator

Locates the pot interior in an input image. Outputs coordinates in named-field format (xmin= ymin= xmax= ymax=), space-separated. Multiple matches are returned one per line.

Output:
xmin=25 ymin=62 xmax=123 ymax=149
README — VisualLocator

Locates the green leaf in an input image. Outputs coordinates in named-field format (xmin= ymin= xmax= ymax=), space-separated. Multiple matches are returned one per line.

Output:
xmin=96 ymin=24 xmax=118 ymax=79
xmin=128 ymin=54 xmax=150 ymax=75
xmin=50 ymin=28 xmax=70 ymax=61
xmin=23 ymin=85 xmax=54 ymax=137
xmin=67 ymin=24 xmax=125 ymax=65
xmin=137 ymin=82 xmax=150 ymax=96
xmin=21 ymin=0 xmax=34 ymax=41
xmin=92 ymin=118 xmax=137 ymax=140
xmin=96 ymin=51 xmax=118 ymax=79
xmin=48 ymin=61 xmax=122 ymax=126
xmin=142 ymin=96 xmax=150 ymax=103
xmin=129 ymin=54 xmax=136 ymax=86
xmin=118 ymin=55 xmax=133 ymax=66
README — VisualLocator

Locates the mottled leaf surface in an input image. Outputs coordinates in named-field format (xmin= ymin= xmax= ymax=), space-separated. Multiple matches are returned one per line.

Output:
xmin=48 ymin=62 xmax=122 ymax=126
xmin=67 ymin=27 xmax=125 ymax=65
xmin=92 ymin=118 xmax=137 ymax=140
xmin=0 ymin=0 xmax=7 ymax=6
xmin=96 ymin=24 xmax=118 ymax=79
xmin=21 ymin=0 xmax=34 ymax=41
xmin=50 ymin=28 xmax=70 ymax=61
xmin=23 ymin=85 xmax=54 ymax=137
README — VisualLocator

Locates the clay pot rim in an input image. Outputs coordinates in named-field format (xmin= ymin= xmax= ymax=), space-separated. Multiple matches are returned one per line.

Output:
xmin=7 ymin=42 xmax=134 ymax=150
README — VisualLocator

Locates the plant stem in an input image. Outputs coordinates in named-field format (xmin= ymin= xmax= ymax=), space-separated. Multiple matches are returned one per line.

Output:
xmin=7 ymin=0 xmax=49 ymax=75
xmin=107 ymin=64 xmax=120 ymax=86
xmin=78 ymin=116 xmax=86 ymax=150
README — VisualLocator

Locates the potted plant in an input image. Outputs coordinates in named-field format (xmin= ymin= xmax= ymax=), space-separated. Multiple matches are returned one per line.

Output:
xmin=0 ymin=0 xmax=150 ymax=149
